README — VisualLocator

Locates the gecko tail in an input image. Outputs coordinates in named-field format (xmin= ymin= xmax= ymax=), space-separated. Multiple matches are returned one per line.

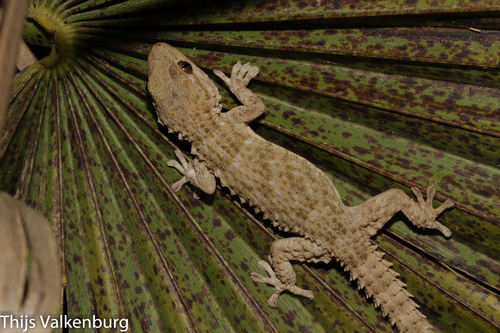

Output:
xmin=341 ymin=244 xmax=433 ymax=333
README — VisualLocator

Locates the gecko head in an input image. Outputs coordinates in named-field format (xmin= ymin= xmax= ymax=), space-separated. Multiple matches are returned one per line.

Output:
xmin=148 ymin=43 xmax=198 ymax=82
xmin=147 ymin=43 xmax=221 ymax=126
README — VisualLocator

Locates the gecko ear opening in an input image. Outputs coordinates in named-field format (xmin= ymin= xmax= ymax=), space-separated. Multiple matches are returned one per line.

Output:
xmin=177 ymin=61 xmax=193 ymax=74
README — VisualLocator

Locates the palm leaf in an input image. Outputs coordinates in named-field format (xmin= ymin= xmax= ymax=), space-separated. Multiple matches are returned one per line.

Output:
xmin=1 ymin=0 xmax=499 ymax=332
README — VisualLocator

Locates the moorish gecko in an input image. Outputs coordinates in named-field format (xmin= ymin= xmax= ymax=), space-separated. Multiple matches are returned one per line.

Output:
xmin=147 ymin=43 xmax=454 ymax=333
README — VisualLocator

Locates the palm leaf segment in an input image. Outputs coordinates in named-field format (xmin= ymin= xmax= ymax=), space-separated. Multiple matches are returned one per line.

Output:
xmin=1 ymin=0 xmax=499 ymax=332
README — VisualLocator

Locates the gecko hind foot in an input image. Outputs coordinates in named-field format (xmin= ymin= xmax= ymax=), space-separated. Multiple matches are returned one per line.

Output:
xmin=250 ymin=260 xmax=314 ymax=307
xmin=411 ymin=185 xmax=454 ymax=237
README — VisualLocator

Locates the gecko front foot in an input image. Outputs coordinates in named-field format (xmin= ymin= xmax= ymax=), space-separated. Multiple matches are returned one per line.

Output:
xmin=166 ymin=150 xmax=216 ymax=198
xmin=250 ymin=260 xmax=314 ymax=307
xmin=214 ymin=62 xmax=259 ymax=90
xmin=411 ymin=185 xmax=454 ymax=237
xmin=167 ymin=150 xmax=197 ymax=193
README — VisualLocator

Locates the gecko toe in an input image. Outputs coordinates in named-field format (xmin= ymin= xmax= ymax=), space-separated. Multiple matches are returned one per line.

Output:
xmin=232 ymin=61 xmax=243 ymax=76
xmin=250 ymin=272 xmax=271 ymax=284
xmin=267 ymin=293 xmax=280 ymax=308
xmin=213 ymin=69 xmax=230 ymax=83
xmin=257 ymin=260 xmax=275 ymax=277
xmin=437 ymin=223 xmax=452 ymax=237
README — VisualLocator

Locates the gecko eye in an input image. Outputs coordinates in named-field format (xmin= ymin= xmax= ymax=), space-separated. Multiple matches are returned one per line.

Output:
xmin=177 ymin=61 xmax=193 ymax=74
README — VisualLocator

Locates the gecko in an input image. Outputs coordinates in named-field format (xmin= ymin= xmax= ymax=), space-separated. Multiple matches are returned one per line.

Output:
xmin=147 ymin=42 xmax=454 ymax=333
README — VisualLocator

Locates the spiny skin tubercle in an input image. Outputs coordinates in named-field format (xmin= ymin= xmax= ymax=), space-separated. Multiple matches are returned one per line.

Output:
xmin=148 ymin=42 xmax=454 ymax=333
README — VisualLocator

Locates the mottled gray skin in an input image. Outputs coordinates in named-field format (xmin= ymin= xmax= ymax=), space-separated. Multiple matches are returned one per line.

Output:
xmin=148 ymin=42 xmax=454 ymax=333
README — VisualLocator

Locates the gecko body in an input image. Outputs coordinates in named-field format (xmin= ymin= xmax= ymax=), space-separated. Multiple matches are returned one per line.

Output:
xmin=148 ymin=43 xmax=454 ymax=333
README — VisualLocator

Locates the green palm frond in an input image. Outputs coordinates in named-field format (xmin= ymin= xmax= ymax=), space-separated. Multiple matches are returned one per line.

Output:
xmin=1 ymin=0 xmax=499 ymax=332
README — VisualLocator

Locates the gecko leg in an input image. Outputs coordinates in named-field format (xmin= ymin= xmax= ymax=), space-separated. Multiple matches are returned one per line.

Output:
xmin=167 ymin=150 xmax=216 ymax=198
xmin=250 ymin=237 xmax=332 ymax=307
xmin=352 ymin=185 xmax=454 ymax=237
xmin=214 ymin=62 xmax=265 ymax=124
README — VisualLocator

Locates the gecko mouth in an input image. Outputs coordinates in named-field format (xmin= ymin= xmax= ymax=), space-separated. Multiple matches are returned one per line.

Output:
xmin=177 ymin=61 xmax=193 ymax=74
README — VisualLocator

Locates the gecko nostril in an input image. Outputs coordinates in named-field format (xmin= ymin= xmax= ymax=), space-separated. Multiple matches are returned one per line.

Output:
xmin=177 ymin=61 xmax=193 ymax=74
